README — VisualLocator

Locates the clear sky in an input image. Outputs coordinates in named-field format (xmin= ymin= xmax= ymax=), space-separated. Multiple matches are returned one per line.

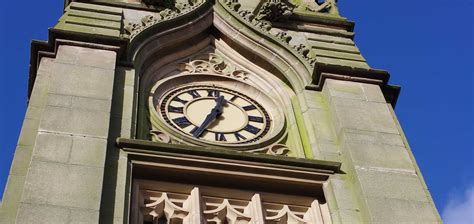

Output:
xmin=1 ymin=1 xmax=473 ymax=222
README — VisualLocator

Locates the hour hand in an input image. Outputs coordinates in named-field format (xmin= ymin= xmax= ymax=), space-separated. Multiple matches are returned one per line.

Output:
xmin=192 ymin=96 xmax=227 ymax=138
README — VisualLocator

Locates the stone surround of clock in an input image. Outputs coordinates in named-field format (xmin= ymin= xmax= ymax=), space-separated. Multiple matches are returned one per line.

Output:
xmin=144 ymin=49 xmax=292 ymax=153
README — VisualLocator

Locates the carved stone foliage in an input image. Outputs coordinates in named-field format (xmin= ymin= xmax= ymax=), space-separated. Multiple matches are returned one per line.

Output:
xmin=134 ymin=181 xmax=330 ymax=223
xmin=178 ymin=53 xmax=250 ymax=80
xmin=124 ymin=0 xmax=204 ymax=39
xmin=256 ymin=0 xmax=294 ymax=22
xmin=249 ymin=144 xmax=291 ymax=156
xmin=221 ymin=0 xmax=318 ymax=66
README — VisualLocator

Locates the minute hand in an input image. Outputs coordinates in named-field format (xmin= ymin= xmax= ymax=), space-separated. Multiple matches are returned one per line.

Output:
xmin=192 ymin=96 xmax=226 ymax=138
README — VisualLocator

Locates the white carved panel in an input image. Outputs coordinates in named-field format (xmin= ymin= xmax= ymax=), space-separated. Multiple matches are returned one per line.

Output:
xmin=132 ymin=180 xmax=330 ymax=224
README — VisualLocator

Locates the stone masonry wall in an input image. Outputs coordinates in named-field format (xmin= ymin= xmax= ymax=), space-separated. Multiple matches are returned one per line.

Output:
xmin=1 ymin=45 xmax=117 ymax=224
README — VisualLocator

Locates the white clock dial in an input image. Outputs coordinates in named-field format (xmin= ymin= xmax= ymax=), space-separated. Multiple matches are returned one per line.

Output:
xmin=154 ymin=85 xmax=271 ymax=144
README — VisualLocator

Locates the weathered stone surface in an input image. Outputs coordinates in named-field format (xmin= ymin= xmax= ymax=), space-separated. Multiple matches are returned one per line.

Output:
xmin=329 ymin=97 xmax=400 ymax=135
xmin=16 ymin=203 xmax=70 ymax=224
xmin=21 ymin=161 xmax=104 ymax=210
xmin=17 ymin=118 xmax=40 ymax=147
xmin=348 ymin=143 xmax=415 ymax=171
xmin=366 ymin=197 xmax=441 ymax=223
xmin=49 ymin=63 xmax=115 ymax=100
xmin=9 ymin=146 xmax=33 ymax=176
xmin=323 ymin=78 xmax=440 ymax=222
xmin=1 ymin=175 xmax=26 ymax=207
xmin=356 ymin=168 xmax=428 ymax=202
xmin=56 ymin=45 xmax=117 ymax=69
xmin=343 ymin=129 xmax=405 ymax=147
xmin=46 ymin=94 xmax=73 ymax=108
xmin=33 ymin=133 xmax=73 ymax=163
xmin=69 ymin=208 xmax=100 ymax=224
xmin=70 ymin=136 xmax=107 ymax=167
xmin=40 ymin=106 xmax=111 ymax=138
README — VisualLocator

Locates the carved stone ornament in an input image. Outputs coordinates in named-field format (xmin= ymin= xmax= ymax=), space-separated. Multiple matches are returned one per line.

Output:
xmin=249 ymin=144 xmax=291 ymax=156
xmin=293 ymin=43 xmax=317 ymax=64
xmin=221 ymin=0 xmax=318 ymax=66
xmin=256 ymin=0 xmax=294 ymax=22
xmin=178 ymin=53 xmax=250 ymax=80
xmin=150 ymin=129 xmax=172 ymax=143
xmin=124 ymin=0 xmax=204 ymax=39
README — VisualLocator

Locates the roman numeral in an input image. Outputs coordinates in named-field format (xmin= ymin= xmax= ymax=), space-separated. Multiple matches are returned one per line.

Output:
xmin=207 ymin=89 xmax=220 ymax=97
xmin=243 ymin=124 xmax=261 ymax=135
xmin=172 ymin=96 xmax=188 ymax=105
xmin=230 ymin=95 xmax=238 ymax=102
xmin=188 ymin=90 xmax=201 ymax=99
xmin=168 ymin=106 xmax=183 ymax=113
xmin=172 ymin=117 xmax=191 ymax=128
xmin=248 ymin=116 xmax=264 ymax=123
xmin=234 ymin=132 xmax=247 ymax=141
xmin=215 ymin=133 xmax=227 ymax=142
xmin=243 ymin=105 xmax=257 ymax=111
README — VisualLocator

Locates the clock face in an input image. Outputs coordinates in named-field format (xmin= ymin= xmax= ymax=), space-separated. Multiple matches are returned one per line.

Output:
xmin=153 ymin=85 xmax=272 ymax=145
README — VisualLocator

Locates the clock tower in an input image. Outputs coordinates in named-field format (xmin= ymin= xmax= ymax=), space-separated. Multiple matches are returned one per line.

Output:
xmin=1 ymin=0 xmax=441 ymax=223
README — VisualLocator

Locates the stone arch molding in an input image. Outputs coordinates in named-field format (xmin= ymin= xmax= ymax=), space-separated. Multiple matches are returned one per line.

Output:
xmin=125 ymin=0 xmax=316 ymax=91
xmin=127 ymin=0 xmax=316 ymax=157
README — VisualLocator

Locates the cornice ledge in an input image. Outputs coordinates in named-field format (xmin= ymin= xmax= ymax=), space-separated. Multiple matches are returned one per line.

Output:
xmin=28 ymin=30 xmax=129 ymax=100
xmin=116 ymin=138 xmax=342 ymax=173
xmin=307 ymin=62 xmax=401 ymax=107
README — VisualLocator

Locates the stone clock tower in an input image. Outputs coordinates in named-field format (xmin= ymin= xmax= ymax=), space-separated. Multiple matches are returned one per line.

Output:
xmin=1 ymin=0 xmax=441 ymax=223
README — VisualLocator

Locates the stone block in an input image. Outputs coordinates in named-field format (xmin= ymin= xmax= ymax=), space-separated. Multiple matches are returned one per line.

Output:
xmin=306 ymin=33 xmax=355 ymax=46
xmin=33 ymin=133 xmax=73 ymax=163
xmin=316 ymin=56 xmax=370 ymax=69
xmin=69 ymin=2 xmax=123 ymax=15
xmin=65 ymin=16 xmax=121 ymax=30
xmin=304 ymin=90 xmax=327 ymax=110
xmin=17 ymin=119 xmax=40 ymax=147
xmin=311 ymin=40 xmax=360 ymax=54
xmin=72 ymin=96 xmax=112 ymax=113
xmin=61 ymin=21 xmax=121 ymax=37
xmin=40 ymin=106 xmax=110 ymax=138
xmin=9 ymin=146 xmax=33 ymax=176
xmin=327 ymin=175 xmax=360 ymax=210
xmin=49 ymin=63 xmax=115 ymax=100
xmin=68 ymin=9 xmax=122 ymax=21
xmin=314 ymin=48 xmax=366 ymax=62
xmin=46 ymin=94 xmax=73 ymax=108
xmin=330 ymin=98 xmax=400 ymax=135
xmin=1 ymin=175 xmax=26 ymax=207
xmin=25 ymin=106 xmax=43 ymax=120
xmin=365 ymin=197 xmax=441 ymax=223
xmin=332 ymin=208 xmax=363 ymax=224
xmin=69 ymin=208 xmax=100 ymax=224
xmin=361 ymin=83 xmax=386 ymax=103
xmin=21 ymin=161 xmax=104 ymax=210
xmin=325 ymin=79 xmax=366 ymax=101
xmin=16 ymin=203 xmax=69 ymax=224
xmin=70 ymin=136 xmax=107 ymax=167
xmin=343 ymin=129 xmax=405 ymax=147
xmin=56 ymin=45 xmax=117 ymax=69
xmin=308 ymin=108 xmax=337 ymax=142
xmin=355 ymin=168 xmax=428 ymax=202
xmin=347 ymin=143 xmax=415 ymax=171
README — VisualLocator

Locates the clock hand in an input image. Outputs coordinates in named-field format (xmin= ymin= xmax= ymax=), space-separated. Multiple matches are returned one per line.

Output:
xmin=192 ymin=96 xmax=227 ymax=138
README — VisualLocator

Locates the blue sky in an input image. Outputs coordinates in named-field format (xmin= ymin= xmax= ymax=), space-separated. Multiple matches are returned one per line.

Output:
xmin=1 ymin=1 xmax=473 ymax=222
